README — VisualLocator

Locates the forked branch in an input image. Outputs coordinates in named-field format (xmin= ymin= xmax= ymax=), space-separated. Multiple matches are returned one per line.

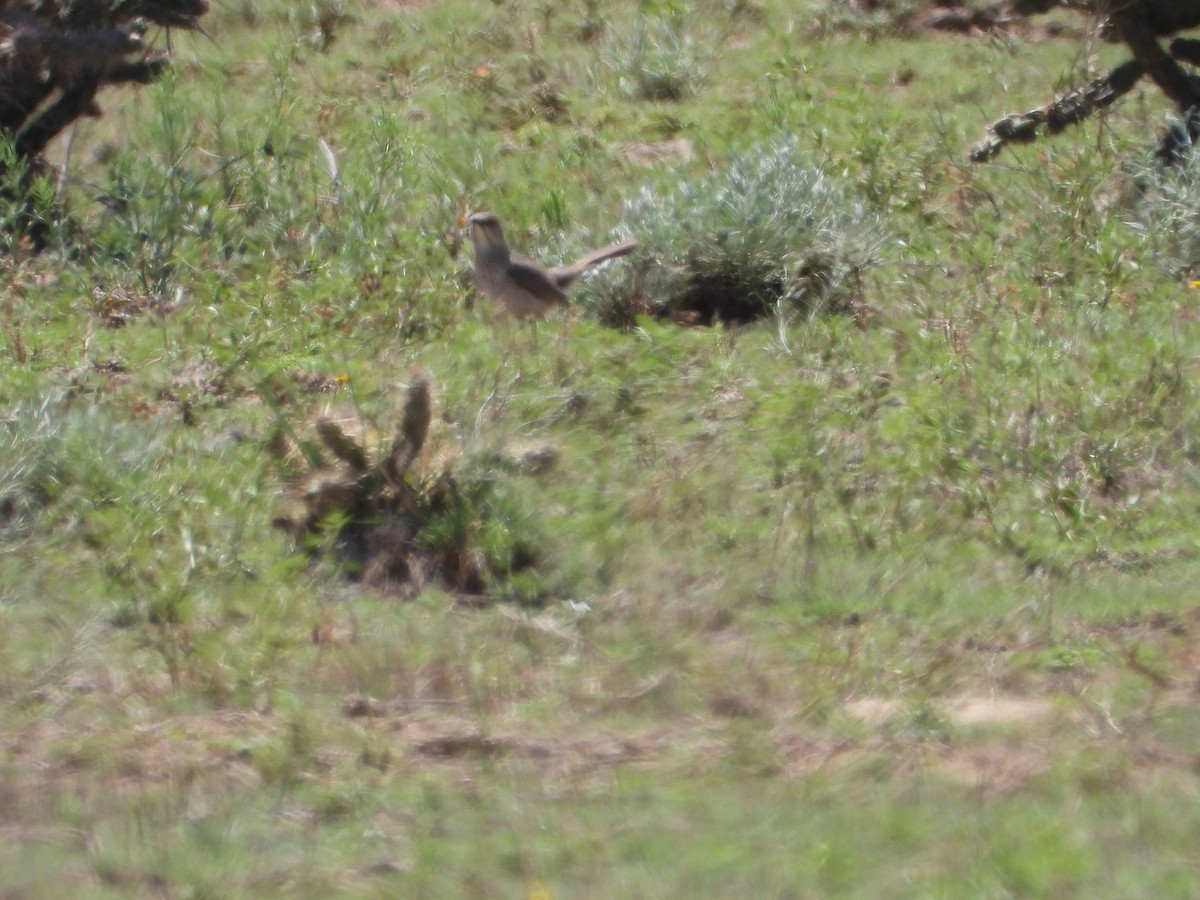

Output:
xmin=973 ymin=1 xmax=1200 ymax=163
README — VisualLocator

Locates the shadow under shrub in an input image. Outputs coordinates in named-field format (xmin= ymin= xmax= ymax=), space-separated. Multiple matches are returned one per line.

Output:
xmin=586 ymin=138 xmax=888 ymax=327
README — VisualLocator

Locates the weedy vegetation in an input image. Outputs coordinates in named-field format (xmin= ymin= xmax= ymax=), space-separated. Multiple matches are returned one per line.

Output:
xmin=602 ymin=10 xmax=712 ymax=103
xmin=3 ymin=0 xmax=1200 ymax=896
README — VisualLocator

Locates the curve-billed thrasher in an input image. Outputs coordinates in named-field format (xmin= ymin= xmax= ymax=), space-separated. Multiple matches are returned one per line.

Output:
xmin=467 ymin=211 xmax=638 ymax=319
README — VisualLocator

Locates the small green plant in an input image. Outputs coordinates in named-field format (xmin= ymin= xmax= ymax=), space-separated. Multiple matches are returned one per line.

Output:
xmin=0 ymin=399 xmax=64 ymax=540
xmin=0 ymin=136 xmax=59 ymax=253
xmin=586 ymin=137 xmax=887 ymax=326
xmin=602 ymin=13 xmax=709 ymax=102
xmin=1129 ymin=144 xmax=1200 ymax=277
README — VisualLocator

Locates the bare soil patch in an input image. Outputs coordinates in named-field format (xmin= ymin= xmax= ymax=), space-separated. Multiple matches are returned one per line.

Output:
xmin=934 ymin=740 xmax=1054 ymax=792
xmin=845 ymin=693 xmax=1062 ymax=727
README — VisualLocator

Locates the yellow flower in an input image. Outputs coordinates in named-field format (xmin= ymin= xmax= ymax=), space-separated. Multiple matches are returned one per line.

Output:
xmin=1190 ymin=279 xmax=1200 ymax=290
xmin=334 ymin=372 xmax=351 ymax=384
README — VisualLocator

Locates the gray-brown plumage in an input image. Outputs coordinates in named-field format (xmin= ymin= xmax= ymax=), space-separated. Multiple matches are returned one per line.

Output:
xmin=467 ymin=211 xmax=638 ymax=319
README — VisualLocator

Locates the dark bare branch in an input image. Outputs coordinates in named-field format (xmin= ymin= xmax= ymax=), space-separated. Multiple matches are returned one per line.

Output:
xmin=973 ymin=1 xmax=1200 ymax=163
xmin=15 ymin=79 xmax=100 ymax=158
xmin=0 ymin=0 xmax=209 ymax=245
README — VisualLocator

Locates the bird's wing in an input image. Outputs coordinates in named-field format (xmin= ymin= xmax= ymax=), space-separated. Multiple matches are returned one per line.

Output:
xmin=506 ymin=261 xmax=570 ymax=305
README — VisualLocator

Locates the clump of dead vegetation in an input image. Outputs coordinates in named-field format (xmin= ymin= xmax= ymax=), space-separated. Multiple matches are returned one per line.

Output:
xmin=270 ymin=376 xmax=550 ymax=605
xmin=587 ymin=138 xmax=886 ymax=327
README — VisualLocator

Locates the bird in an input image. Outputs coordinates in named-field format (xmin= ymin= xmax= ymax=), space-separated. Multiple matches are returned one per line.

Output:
xmin=467 ymin=211 xmax=638 ymax=319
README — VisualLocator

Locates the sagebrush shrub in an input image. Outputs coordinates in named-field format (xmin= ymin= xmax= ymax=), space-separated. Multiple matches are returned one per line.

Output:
xmin=583 ymin=138 xmax=888 ymax=326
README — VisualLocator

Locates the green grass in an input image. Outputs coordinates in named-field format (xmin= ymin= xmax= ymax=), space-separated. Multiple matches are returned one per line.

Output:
xmin=4 ymin=0 xmax=1200 ymax=895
